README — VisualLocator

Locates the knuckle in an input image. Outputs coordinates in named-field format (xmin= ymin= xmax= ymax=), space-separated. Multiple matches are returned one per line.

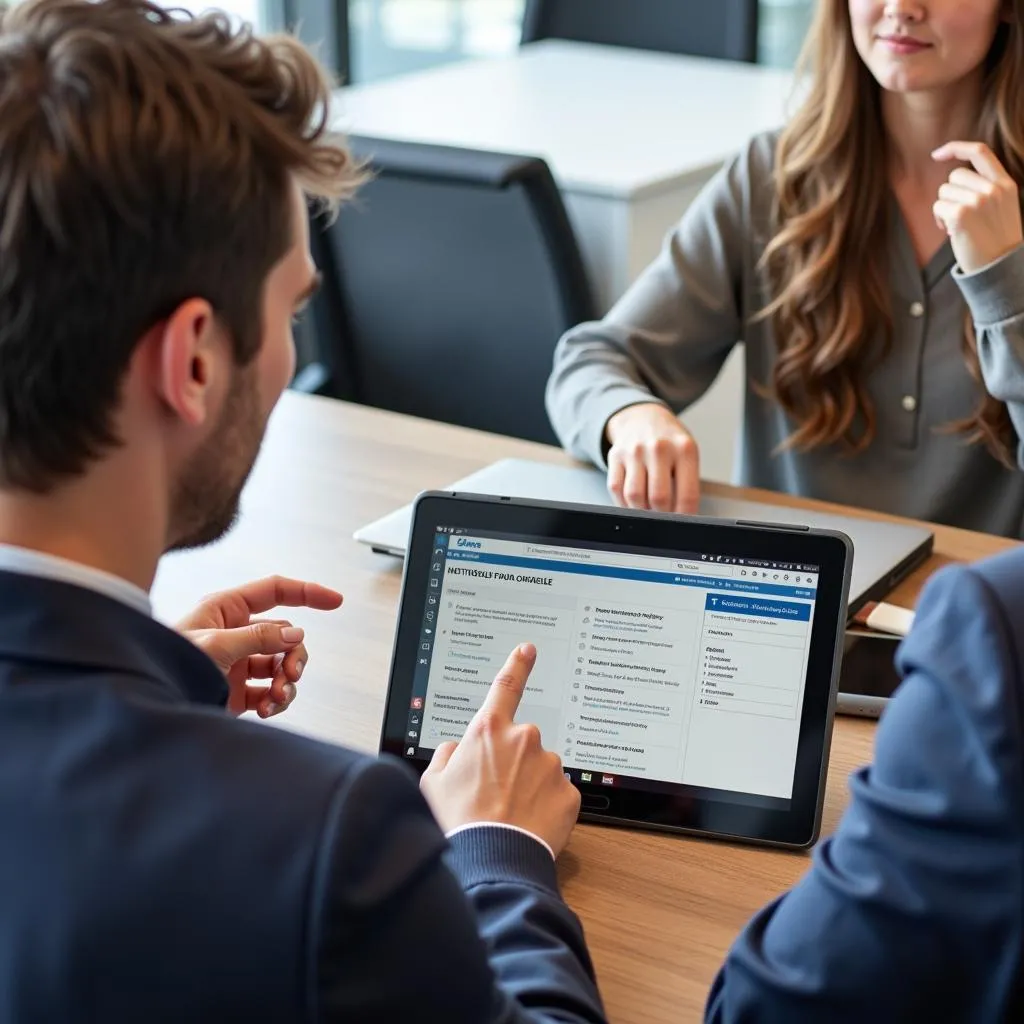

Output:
xmin=491 ymin=669 xmax=522 ymax=694
xmin=472 ymin=710 xmax=500 ymax=736
xmin=650 ymin=436 xmax=675 ymax=459
xmin=429 ymin=741 xmax=456 ymax=767
xmin=623 ymin=488 xmax=647 ymax=506
xmin=517 ymin=722 xmax=543 ymax=748
xmin=649 ymin=487 xmax=672 ymax=509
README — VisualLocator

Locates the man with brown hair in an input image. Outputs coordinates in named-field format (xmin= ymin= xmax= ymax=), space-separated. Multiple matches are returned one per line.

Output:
xmin=0 ymin=1 xmax=605 ymax=1020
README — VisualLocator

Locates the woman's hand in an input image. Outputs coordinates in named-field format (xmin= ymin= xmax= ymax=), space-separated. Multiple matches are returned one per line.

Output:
xmin=177 ymin=576 xmax=342 ymax=718
xmin=933 ymin=141 xmax=1023 ymax=274
xmin=604 ymin=403 xmax=700 ymax=514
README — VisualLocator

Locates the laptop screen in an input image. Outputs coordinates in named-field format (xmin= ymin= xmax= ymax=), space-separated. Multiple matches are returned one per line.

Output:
xmin=403 ymin=527 xmax=821 ymax=810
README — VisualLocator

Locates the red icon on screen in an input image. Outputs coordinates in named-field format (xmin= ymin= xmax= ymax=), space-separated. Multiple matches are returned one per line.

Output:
xmin=411 ymin=697 xmax=424 ymax=710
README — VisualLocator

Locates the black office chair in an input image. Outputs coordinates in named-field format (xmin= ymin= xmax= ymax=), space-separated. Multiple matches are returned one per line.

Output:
xmin=520 ymin=0 xmax=759 ymax=64
xmin=297 ymin=135 xmax=596 ymax=445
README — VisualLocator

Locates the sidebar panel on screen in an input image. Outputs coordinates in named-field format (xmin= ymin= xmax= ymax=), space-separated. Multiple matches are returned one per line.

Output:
xmin=403 ymin=529 xmax=450 ymax=755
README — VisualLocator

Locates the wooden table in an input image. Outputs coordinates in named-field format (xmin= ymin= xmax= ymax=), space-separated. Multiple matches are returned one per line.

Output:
xmin=152 ymin=392 xmax=1017 ymax=1023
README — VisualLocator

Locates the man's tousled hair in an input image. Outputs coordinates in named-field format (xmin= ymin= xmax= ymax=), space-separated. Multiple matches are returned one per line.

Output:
xmin=0 ymin=0 xmax=362 ymax=491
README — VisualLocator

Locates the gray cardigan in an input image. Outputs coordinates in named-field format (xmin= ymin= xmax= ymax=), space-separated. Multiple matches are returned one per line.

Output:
xmin=546 ymin=132 xmax=1024 ymax=538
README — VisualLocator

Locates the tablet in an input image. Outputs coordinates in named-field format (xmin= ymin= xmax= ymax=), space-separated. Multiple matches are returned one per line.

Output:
xmin=380 ymin=493 xmax=853 ymax=849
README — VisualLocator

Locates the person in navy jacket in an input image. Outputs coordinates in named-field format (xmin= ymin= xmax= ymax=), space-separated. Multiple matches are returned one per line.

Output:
xmin=0 ymin=1 xmax=604 ymax=1021
xmin=706 ymin=550 xmax=1024 ymax=1020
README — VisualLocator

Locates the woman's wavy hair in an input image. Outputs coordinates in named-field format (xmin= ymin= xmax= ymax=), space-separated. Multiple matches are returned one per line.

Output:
xmin=758 ymin=0 xmax=1024 ymax=465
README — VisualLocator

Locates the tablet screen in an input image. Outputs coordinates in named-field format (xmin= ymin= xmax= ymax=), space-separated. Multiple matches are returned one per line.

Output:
xmin=403 ymin=526 xmax=822 ymax=811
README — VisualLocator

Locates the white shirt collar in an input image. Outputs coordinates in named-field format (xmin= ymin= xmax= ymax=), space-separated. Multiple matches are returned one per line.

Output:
xmin=0 ymin=544 xmax=152 ymax=616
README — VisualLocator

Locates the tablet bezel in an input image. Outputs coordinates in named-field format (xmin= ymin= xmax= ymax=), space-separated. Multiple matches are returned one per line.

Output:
xmin=380 ymin=492 xmax=853 ymax=849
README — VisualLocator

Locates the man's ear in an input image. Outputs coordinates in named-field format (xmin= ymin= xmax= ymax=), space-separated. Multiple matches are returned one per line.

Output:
xmin=154 ymin=299 xmax=224 ymax=428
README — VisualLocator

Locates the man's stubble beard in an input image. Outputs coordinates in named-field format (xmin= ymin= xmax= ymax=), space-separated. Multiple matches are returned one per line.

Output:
xmin=167 ymin=366 xmax=266 ymax=553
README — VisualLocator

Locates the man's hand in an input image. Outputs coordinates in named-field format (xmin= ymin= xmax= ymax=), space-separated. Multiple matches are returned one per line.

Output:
xmin=177 ymin=575 xmax=343 ymax=719
xmin=420 ymin=643 xmax=581 ymax=857
xmin=933 ymin=141 xmax=1024 ymax=274
xmin=605 ymin=402 xmax=700 ymax=514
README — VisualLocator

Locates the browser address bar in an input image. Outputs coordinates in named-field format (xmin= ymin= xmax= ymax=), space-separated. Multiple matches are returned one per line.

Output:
xmin=520 ymin=543 xmax=735 ymax=577
xmin=524 ymin=544 xmax=593 ymax=562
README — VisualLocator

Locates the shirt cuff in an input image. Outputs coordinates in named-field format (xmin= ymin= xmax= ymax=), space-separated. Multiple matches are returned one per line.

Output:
xmin=584 ymin=387 xmax=671 ymax=469
xmin=953 ymin=242 xmax=1024 ymax=326
xmin=445 ymin=822 xmax=555 ymax=861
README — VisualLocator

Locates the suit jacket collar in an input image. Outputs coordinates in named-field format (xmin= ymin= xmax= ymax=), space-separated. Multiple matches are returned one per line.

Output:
xmin=0 ymin=570 xmax=228 ymax=707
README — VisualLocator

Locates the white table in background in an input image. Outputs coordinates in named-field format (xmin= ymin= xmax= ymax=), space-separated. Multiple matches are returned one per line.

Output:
xmin=337 ymin=40 xmax=797 ymax=482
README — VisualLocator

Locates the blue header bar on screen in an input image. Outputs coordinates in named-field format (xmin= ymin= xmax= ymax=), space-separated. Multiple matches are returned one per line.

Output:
xmin=445 ymin=549 xmax=816 ymax=600
xmin=705 ymin=594 xmax=811 ymax=621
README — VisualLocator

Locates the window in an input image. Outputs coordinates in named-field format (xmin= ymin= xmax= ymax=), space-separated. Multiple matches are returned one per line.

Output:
xmin=349 ymin=0 xmax=523 ymax=83
xmin=170 ymin=0 xmax=273 ymax=31
xmin=344 ymin=0 xmax=815 ymax=84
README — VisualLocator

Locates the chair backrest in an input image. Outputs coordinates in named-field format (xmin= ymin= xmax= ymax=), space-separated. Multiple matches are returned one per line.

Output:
xmin=306 ymin=135 xmax=596 ymax=445
xmin=520 ymin=0 xmax=759 ymax=63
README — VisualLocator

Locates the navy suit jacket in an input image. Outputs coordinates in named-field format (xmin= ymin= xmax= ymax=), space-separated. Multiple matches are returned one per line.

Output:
xmin=0 ymin=571 xmax=606 ymax=1023
xmin=707 ymin=548 xmax=1024 ymax=1021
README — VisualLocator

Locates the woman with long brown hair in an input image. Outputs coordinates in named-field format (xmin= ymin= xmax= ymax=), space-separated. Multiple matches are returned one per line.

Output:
xmin=547 ymin=0 xmax=1024 ymax=536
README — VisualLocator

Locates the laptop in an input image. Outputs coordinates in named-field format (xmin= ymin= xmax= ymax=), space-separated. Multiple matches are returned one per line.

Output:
xmin=354 ymin=458 xmax=933 ymax=613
